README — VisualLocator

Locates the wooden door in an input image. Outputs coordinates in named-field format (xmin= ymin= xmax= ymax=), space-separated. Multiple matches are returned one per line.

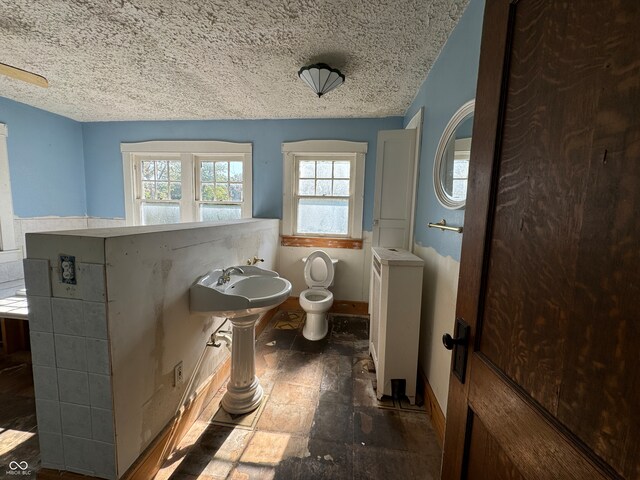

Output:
xmin=442 ymin=1 xmax=640 ymax=479
xmin=372 ymin=129 xmax=416 ymax=249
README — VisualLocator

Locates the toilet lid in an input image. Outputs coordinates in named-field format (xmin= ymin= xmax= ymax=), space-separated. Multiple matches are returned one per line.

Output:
xmin=303 ymin=250 xmax=334 ymax=288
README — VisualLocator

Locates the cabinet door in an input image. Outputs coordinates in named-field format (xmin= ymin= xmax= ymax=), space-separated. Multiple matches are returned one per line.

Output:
xmin=372 ymin=129 xmax=417 ymax=249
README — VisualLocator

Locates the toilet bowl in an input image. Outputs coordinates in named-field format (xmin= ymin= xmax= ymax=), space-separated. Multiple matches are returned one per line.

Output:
xmin=300 ymin=250 xmax=335 ymax=341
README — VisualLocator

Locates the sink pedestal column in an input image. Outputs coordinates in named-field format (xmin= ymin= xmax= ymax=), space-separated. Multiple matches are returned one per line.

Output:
xmin=221 ymin=313 xmax=264 ymax=414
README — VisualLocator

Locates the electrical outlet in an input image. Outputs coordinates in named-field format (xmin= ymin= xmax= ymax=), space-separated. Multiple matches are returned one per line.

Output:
xmin=174 ymin=362 xmax=184 ymax=386
xmin=59 ymin=254 xmax=76 ymax=285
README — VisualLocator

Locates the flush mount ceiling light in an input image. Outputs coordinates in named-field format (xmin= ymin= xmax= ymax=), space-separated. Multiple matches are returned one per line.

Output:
xmin=298 ymin=63 xmax=345 ymax=98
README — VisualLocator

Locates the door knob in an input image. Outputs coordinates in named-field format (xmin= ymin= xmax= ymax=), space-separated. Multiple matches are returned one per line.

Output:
xmin=443 ymin=318 xmax=470 ymax=383
xmin=442 ymin=333 xmax=465 ymax=350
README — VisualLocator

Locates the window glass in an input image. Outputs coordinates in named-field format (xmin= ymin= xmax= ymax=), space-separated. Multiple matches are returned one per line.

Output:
xmin=141 ymin=204 xmax=180 ymax=225
xmin=297 ymin=198 xmax=349 ymax=235
xmin=200 ymin=204 xmax=242 ymax=222
xmin=199 ymin=159 xmax=244 ymax=222
xmin=200 ymin=161 xmax=243 ymax=202
xmin=295 ymin=158 xmax=352 ymax=235
xmin=451 ymin=159 xmax=469 ymax=201
xmin=141 ymin=160 xmax=182 ymax=201
xmin=139 ymin=160 xmax=182 ymax=225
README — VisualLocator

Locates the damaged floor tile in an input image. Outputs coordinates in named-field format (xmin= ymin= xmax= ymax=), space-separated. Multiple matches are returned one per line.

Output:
xmin=152 ymin=310 xmax=441 ymax=479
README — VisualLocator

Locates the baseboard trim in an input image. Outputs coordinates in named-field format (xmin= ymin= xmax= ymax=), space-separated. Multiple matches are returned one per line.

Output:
xmin=418 ymin=367 xmax=445 ymax=447
xmin=279 ymin=296 xmax=369 ymax=316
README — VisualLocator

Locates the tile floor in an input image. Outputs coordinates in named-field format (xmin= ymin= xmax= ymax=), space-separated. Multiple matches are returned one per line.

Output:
xmin=155 ymin=310 xmax=442 ymax=480
xmin=0 ymin=309 xmax=442 ymax=479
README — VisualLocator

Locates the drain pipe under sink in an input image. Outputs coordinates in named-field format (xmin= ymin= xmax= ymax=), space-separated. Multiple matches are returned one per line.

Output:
xmin=208 ymin=330 xmax=232 ymax=349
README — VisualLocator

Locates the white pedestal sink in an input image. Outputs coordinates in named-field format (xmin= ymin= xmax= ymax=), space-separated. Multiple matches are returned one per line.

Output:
xmin=190 ymin=266 xmax=291 ymax=414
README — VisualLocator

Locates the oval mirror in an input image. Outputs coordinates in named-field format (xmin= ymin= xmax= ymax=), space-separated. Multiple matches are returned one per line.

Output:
xmin=433 ymin=100 xmax=474 ymax=209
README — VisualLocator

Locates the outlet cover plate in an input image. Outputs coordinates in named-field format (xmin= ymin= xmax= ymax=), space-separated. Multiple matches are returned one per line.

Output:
xmin=174 ymin=362 xmax=184 ymax=386
xmin=59 ymin=254 xmax=77 ymax=285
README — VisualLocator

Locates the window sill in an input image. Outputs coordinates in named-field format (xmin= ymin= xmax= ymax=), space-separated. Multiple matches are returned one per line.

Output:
xmin=280 ymin=235 xmax=362 ymax=250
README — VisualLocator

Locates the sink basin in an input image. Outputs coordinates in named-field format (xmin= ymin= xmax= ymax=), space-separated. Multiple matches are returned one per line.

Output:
xmin=190 ymin=265 xmax=292 ymax=317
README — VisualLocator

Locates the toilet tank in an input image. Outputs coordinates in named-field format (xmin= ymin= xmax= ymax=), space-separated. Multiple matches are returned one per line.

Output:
xmin=301 ymin=256 xmax=339 ymax=287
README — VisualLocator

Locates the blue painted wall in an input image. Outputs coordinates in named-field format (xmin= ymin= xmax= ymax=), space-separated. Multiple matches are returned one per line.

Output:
xmin=0 ymin=97 xmax=86 ymax=217
xmin=404 ymin=0 xmax=485 ymax=260
xmin=82 ymin=117 xmax=403 ymax=229
xmin=0 ymin=0 xmax=482 ymax=232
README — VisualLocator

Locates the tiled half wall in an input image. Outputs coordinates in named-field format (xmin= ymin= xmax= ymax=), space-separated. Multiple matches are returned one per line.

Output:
xmin=25 ymin=254 xmax=117 ymax=478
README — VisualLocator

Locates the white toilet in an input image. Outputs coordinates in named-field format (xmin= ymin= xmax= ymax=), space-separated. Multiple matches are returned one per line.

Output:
xmin=299 ymin=250 xmax=336 ymax=341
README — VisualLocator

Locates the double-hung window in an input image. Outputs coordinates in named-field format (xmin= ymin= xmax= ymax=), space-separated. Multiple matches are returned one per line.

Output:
xmin=197 ymin=156 xmax=246 ymax=222
xmin=137 ymin=156 xmax=185 ymax=224
xmin=122 ymin=141 xmax=252 ymax=226
xmin=282 ymin=140 xmax=367 ymax=239
xmin=295 ymin=156 xmax=352 ymax=235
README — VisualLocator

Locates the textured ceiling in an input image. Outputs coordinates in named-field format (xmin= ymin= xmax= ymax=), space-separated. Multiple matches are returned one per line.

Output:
xmin=0 ymin=0 xmax=468 ymax=121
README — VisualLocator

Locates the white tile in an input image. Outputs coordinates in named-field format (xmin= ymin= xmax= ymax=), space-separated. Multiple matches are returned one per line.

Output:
xmin=91 ymin=407 xmax=115 ymax=443
xmin=91 ymin=440 xmax=117 ymax=480
xmin=87 ymin=218 xmax=126 ymax=229
xmin=77 ymin=263 xmax=106 ymax=302
xmin=0 ymin=259 xmax=23 ymax=285
xmin=23 ymin=258 xmax=51 ymax=297
xmin=55 ymin=334 xmax=87 ymax=371
xmin=35 ymin=399 xmax=61 ymax=433
xmin=63 ymin=435 xmax=94 ymax=473
xmin=88 ymin=373 xmax=113 ymax=409
xmin=86 ymin=338 xmax=110 ymax=374
xmin=58 ymin=369 xmax=90 ymax=405
xmin=39 ymin=431 xmax=65 ymax=467
xmin=51 ymin=269 xmax=81 ymax=299
xmin=61 ymin=402 xmax=92 ymax=439
xmin=27 ymin=296 xmax=52 ymax=332
xmin=30 ymin=332 xmax=55 ymax=367
xmin=84 ymin=301 xmax=108 ymax=339
xmin=33 ymin=365 xmax=59 ymax=401
xmin=52 ymin=297 xmax=84 ymax=335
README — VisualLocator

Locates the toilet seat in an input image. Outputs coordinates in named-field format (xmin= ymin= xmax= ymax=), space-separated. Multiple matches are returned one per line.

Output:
xmin=303 ymin=250 xmax=334 ymax=288
xmin=300 ymin=288 xmax=333 ymax=303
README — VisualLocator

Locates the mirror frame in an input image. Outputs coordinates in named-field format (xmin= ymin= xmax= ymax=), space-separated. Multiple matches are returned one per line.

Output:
xmin=433 ymin=99 xmax=475 ymax=209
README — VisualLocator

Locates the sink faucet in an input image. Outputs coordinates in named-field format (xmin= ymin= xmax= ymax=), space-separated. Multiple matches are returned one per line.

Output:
xmin=216 ymin=266 xmax=244 ymax=285
xmin=246 ymin=256 xmax=264 ymax=266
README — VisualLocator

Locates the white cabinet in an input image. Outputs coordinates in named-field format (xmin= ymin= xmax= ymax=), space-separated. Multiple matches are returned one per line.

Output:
xmin=369 ymin=247 xmax=424 ymax=404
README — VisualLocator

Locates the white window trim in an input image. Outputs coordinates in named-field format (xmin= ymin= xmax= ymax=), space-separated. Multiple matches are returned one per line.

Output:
xmin=0 ymin=123 xmax=20 ymax=263
xmin=282 ymin=140 xmax=367 ymax=239
xmin=121 ymin=140 xmax=252 ymax=226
